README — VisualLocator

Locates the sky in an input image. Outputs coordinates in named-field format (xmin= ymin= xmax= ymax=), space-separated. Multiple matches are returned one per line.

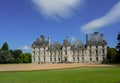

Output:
xmin=0 ymin=0 xmax=120 ymax=52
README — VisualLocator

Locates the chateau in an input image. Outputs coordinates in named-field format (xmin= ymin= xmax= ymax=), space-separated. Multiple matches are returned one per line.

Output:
xmin=32 ymin=32 xmax=107 ymax=64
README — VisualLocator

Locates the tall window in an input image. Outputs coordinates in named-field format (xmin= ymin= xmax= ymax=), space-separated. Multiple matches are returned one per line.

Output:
xmin=89 ymin=50 xmax=92 ymax=54
xmin=102 ymin=46 xmax=104 ymax=48
xmin=50 ymin=58 xmax=52 ymax=62
xmin=44 ymin=58 xmax=46 ymax=63
xmin=77 ymin=57 xmax=79 ymax=62
xmin=96 ymin=57 xmax=98 ymax=61
xmin=90 ymin=58 xmax=92 ymax=62
xmin=96 ymin=50 xmax=98 ymax=55
xmin=65 ymin=50 xmax=67 ymax=55
xmin=54 ymin=58 xmax=56 ymax=62
xmin=103 ymin=57 xmax=105 ymax=62
xmin=58 ymin=57 xmax=60 ymax=62
xmin=96 ymin=46 xmax=98 ymax=49
xmin=33 ymin=51 xmax=35 ymax=55
xmin=102 ymin=50 xmax=105 ymax=54
xmin=39 ymin=58 xmax=40 ymax=62
xmin=73 ymin=55 xmax=75 ymax=62
xmin=82 ymin=57 xmax=84 ymax=62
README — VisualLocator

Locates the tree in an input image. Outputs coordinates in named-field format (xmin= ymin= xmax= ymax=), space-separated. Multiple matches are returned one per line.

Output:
xmin=116 ymin=32 xmax=120 ymax=52
xmin=10 ymin=50 xmax=22 ymax=63
xmin=25 ymin=53 xmax=32 ymax=63
xmin=116 ymin=32 xmax=120 ymax=63
xmin=0 ymin=50 xmax=15 ymax=63
xmin=107 ymin=47 xmax=118 ymax=63
xmin=1 ymin=42 xmax=9 ymax=51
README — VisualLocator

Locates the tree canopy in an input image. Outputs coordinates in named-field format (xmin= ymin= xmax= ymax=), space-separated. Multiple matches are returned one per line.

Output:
xmin=0 ymin=42 xmax=31 ymax=64
xmin=1 ymin=42 xmax=9 ymax=51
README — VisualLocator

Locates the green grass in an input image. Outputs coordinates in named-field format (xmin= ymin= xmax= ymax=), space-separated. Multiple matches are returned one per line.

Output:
xmin=0 ymin=67 xmax=120 ymax=83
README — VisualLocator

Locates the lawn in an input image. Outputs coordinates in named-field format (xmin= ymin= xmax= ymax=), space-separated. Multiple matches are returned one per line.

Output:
xmin=0 ymin=67 xmax=120 ymax=83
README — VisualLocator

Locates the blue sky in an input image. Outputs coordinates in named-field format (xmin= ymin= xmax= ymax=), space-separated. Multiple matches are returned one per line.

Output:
xmin=0 ymin=0 xmax=120 ymax=52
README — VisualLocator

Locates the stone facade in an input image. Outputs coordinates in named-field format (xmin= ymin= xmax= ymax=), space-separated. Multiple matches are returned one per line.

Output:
xmin=32 ymin=32 xmax=107 ymax=64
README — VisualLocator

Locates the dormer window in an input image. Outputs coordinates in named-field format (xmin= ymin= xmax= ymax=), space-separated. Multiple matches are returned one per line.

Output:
xmin=96 ymin=46 xmax=98 ymax=48
xmin=102 ymin=46 xmax=104 ymax=48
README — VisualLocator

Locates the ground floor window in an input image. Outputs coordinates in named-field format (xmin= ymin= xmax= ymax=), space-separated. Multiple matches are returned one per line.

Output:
xmin=44 ymin=58 xmax=46 ymax=63
xmin=103 ymin=57 xmax=105 ymax=62
xmin=82 ymin=57 xmax=84 ymax=63
xmin=96 ymin=57 xmax=98 ymax=61
xmin=73 ymin=57 xmax=75 ymax=62
xmin=77 ymin=57 xmax=79 ymax=62
xmin=54 ymin=58 xmax=56 ymax=62
xmin=58 ymin=57 xmax=60 ymax=62
xmin=90 ymin=58 xmax=92 ymax=62
xmin=50 ymin=58 xmax=52 ymax=62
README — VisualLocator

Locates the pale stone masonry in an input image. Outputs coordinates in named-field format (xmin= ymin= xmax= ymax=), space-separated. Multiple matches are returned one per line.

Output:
xmin=32 ymin=32 xmax=107 ymax=64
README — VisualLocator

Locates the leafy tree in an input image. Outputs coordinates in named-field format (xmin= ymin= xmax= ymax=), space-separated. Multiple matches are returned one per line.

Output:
xmin=1 ymin=42 xmax=9 ymax=51
xmin=0 ymin=50 xmax=15 ymax=63
xmin=116 ymin=32 xmax=120 ymax=63
xmin=116 ymin=32 xmax=120 ymax=52
xmin=22 ymin=54 xmax=29 ymax=63
xmin=10 ymin=50 xmax=22 ymax=63
xmin=25 ymin=53 xmax=32 ymax=63
xmin=107 ymin=47 xmax=118 ymax=63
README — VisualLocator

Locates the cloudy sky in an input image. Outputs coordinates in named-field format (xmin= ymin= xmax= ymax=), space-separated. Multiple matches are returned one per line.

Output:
xmin=0 ymin=0 xmax=120 ymax=52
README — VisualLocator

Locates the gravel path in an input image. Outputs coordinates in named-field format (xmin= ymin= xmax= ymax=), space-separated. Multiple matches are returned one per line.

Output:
xmin=0 ymin=63 xmax=114 ymax=71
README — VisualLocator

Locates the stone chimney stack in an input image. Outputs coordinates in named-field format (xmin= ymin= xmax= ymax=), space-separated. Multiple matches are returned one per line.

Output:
xmin=48 ymin=37 xmax=50 ymax=47
xmin=86 ymin=34 xmax=88 ymax=44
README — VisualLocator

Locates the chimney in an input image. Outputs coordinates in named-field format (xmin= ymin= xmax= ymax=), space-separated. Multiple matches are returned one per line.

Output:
xmin=86 ymin=34 xmax=88 ymax=44
xmin=48 ymin=37 xmax=50 ymax=47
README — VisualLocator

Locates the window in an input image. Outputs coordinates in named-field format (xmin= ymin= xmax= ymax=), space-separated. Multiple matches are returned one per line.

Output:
xmin=79 ymin=51 xmax=81 ymax=54
xmin=39 ymin=58 xmax=40 ymax=62
xmin=82 ymin=57 xmax=84 ymax=62
xmin=54 ymin=58 xmax=56 ymax=62
xmin=96 ymin=46 xmax=98 ymax=49
xmin=89 ymin=50 xmax=92 ymax=54
xmin=102 ymin=46 xmax=104 ymax=48
xmin=33 ymin=51 xmax=35 ymax=55
xmin=65 ymin=51 xmax=67 ymax=55
xmin=90 ymin=46 xmax=91 ymax=48
xmin=33 ymin=58 xmax=35 ymax=62
xmin=50 ymin=58 xmax=52 ymax=62
xmin=73 ymin=57 xmax=75 ymax=61
xmin=44 ymin=58 xmax=46 ymax=63
xmin=77 ymin=57 xmax=79 ymax=62
xmin=96 ymin=50 xmax=98 ymax=55
xmin=84 ymin=50 xmax=86 ymax=54
xmin=96 ymin=57 xmax=98 ymax=61
xmin=58 ymin=57 xmax=60 ymax=62
xmin=77 ymin=51 xmax=79 ymax=54
xmin=102 ymin=50 xmax=105 ymax=54
xmin=90 ymin=58 xmax=92 ymax=62
xmin=103 ymin=57 xmax=105 ymax=61
xmin=99 ymin=51 xmax=101 ymax=54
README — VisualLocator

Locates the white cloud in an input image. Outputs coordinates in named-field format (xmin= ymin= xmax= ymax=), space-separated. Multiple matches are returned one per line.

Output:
xmin=31 ymin=0 xmax=84 ymax=20
xmin=70 ymin=36 xmax=76 ymax=42
xmin=19 ymin=45 xmax=31 ymax=50
xmin=81 ymin=1 xmax=120 ymax=33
